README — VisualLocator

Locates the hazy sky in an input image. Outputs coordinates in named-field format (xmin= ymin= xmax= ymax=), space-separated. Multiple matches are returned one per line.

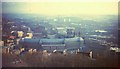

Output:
xmin=2 ymin=2 xmax=118 ymax=16
xmin=1 ymin=0 xmax=119 ymax=2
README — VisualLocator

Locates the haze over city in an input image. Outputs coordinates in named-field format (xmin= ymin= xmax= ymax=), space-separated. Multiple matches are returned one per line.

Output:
xmin=1 ymin=1 xmax=120 ymax=67
xmin=2 ymin=2 xmax=118 ymax=16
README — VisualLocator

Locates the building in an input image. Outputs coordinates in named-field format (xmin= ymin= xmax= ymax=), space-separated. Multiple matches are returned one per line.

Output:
xmin=25 ymin=32 xmax=33 ymax=39
xmin=66 ymin=27 xmax=75 ymax=37
xmin=19 ymin=37 xmax=84 ymax=52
